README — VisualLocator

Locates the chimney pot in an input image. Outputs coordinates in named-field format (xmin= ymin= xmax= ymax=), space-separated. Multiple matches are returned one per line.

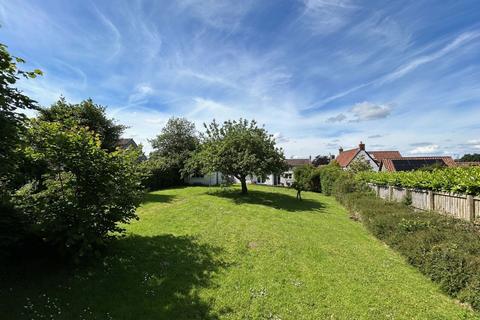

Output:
xmin=359 ymin=141 xmax=365 ymax=150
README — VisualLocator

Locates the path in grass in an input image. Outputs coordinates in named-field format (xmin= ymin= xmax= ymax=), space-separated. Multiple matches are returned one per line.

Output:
xmin=1 ymin=185 xmax=478 ymax=319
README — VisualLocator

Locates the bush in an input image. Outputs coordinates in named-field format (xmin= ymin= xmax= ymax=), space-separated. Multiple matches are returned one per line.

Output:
xmin=317 ymin=162 xmax=346 ymax=195
xmin=139 ymin=158 xmax=183 ymax=190
xmin=13 ymin=121 xmax=143 ymax=259
xmin=334 ymin=182 xmax=480 ymax=311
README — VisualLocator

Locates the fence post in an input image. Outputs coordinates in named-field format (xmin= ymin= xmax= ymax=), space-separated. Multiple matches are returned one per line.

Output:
xmin=389 ymin=186 xmax=394 ymax=201
xmin=376 ymin=185 xmax=380 ymax=197
xmin=467 ymin=195 xmax=475 ymax=222
xmin=428 ymin=191 xmax=434 ymax=211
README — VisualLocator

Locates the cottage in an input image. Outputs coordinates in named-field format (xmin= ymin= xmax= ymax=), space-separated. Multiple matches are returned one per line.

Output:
xmin=336 ymin=142 xmax=401 ymax=172
xmin=116 ymin=138 xmax=147 ymax=161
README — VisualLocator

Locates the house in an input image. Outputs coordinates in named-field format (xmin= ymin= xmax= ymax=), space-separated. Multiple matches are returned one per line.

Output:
xmin=336 ymin=142 xmax=401 ymax=172
xmin=379 ymin=157 xmax=456 ymax=171
xmin=252 ymin=158 xmax=311 ymax=186
xmin=185 ymin=172 xmax=229 ymax=186
xmin=116 ymin=138 xmax=147 ymax=161
xmin=116 ymin=138 xmax=138 ymax=149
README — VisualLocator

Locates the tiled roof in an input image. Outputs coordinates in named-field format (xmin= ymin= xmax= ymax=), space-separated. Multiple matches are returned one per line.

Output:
xmin=116 ymin=138 xmax=137 ymax=149
xmin=335 ymin=148 xmax=360 ymax=167
xmin=369 ymin=151 xmax=402 ymax=162
xmin=380 ymin=156 xmax=456 ymax=172
xmin=286 ymin=158 xmax=311 ymax=166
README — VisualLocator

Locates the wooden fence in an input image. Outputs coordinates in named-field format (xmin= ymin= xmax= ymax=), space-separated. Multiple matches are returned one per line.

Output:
xmin=369 ymin=184 xmax=479 ymax=222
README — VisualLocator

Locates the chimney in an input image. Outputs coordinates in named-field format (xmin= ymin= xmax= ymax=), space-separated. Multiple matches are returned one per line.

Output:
xmin=359 ymin=141 xmax=365 ymax=150
xmin=339 ymin=146 xmax=344 ymax=153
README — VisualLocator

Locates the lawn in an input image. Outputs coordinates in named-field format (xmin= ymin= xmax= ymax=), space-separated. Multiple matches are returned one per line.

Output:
xmin=1 ymin=185 xmax=478 ymax=319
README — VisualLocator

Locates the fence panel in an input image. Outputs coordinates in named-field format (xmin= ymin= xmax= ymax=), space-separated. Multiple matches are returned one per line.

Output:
xmin=378 ymin=186 xmax=390 ymax=200
xmin=411 ymin=189 xmax=429 ymax=210
xmin=370 ymin=184 xmax=476 ymax=222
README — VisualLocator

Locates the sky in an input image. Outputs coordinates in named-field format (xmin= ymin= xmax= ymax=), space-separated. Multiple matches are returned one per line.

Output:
xmin=1 ymin=0 xmax=480 ymax=158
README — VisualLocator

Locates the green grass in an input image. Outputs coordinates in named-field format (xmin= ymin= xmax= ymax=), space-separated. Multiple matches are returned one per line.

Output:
xmin=1 ymin=185 xmax=478 ymax=319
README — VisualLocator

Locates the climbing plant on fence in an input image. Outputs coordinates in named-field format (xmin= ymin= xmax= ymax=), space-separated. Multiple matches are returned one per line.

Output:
xmin=357 ymin=167 xmax=480 ymax=195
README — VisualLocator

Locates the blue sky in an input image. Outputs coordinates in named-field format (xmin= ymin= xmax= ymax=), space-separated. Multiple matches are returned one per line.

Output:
xmin=1 ymin=0 xmax=480 ymax=157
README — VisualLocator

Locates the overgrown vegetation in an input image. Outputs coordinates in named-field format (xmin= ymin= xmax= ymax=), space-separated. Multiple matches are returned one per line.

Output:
xmin=357 ymin=167 xmax=480 ymax=195
xmin=336 ymin=188 xmax=480 ymax=311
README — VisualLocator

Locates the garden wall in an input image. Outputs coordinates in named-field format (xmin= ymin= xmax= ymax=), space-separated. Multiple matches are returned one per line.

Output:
xmin=369 ymin=184 xmax=479 ymax=222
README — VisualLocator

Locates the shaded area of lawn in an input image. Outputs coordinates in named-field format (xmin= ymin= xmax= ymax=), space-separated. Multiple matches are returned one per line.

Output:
xmin=142 ymin=192 xmax=176 ymax=204
xmin=0 ymin=234 xmax=226 ymax=319
xmin=208 ymin=187 xmax=325 ymax=212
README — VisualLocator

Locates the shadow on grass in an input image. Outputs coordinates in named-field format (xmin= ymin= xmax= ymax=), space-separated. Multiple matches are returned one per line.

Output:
xmin=142 ymin=192 xmax=176 ymax=204
xmin=208 ymin=188 xmax=325 ymax=212
xmin=0 ymin=234 xmax=226 ymax=320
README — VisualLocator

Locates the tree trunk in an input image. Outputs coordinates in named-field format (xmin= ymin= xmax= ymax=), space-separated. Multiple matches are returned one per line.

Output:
xmin=297 ymin=190 xmax=302 ymax=200
xmin=240 ymin=177 xmax=248 ymax=194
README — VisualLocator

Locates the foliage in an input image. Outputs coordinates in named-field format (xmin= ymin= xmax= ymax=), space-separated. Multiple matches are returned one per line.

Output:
xmin=188 ymin=119 xmax=287 ymax=193
xmin=149 ymin=117 xmax=199 ymax=178
xmin=336 ymin=188 xmax=480 ymax=312
xmin=13 ymin=121 xmax=143 ymax=258
xmin=38 ymin=98 xmax=126 ymax=151
xmin=459 ymin=153 xmax=480 ymax=162
xmin=292 ymin=165 xmax=315 ymax=200
xmin=347 ymin=155 xmax=373 ymax=174
xmin=316 ymin=161 xmax=345 ymax=195
xmin=357 ymin=166 xmax=480 ymax=195
xmin=0 ymin=43 xmax=41 ymax=250
xmin=138 ymin=157 xmax=182 ymax=190
xmin=312 ymin=154 xmax=331 ymax=166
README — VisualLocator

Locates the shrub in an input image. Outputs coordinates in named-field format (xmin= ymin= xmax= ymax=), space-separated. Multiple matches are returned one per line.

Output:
xmin=317 ymin=162 xmax=344 ymax=195
xmin=139 ymin=158 xmax=183 ymax=190
xmin=13 ymin=121 xmax=143 ymax=259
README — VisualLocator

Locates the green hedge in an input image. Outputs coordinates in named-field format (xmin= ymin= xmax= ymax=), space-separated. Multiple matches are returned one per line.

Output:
xmin=357 ymin=167 xmax=480 ymax=195
xmin=335 ymin=186 xmax=480 ymax=311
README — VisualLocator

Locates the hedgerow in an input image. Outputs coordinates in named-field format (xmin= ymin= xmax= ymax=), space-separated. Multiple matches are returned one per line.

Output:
xmin=357 ymin=167 xmax=480 ymax=195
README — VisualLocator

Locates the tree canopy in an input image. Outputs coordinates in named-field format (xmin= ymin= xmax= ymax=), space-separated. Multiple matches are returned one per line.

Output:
xmin=459 ymin=153 xmax=480 ymax=162
xmin=293 ymin=165 xmax=315 ymax=200
xmin=0 ymin=43 xmax=42 ymax=183
xmin=38 ymin=98 xmax=126 ymax=151
xmin=149 ymin=117 xmax=199 ymax=174
xmin=189 ymin=119 xmax=287 ymax=193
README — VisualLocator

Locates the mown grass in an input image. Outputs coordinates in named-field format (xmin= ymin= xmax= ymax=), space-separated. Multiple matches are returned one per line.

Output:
xmin=1 ymin=185 xmax=478 ymax=319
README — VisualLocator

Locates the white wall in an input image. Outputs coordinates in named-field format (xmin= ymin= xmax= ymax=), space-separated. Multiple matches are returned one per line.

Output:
xmin=185 ymin=172 xmax=225 ymax=186
xmin=347 ymin=150 xmax=379 ymax=171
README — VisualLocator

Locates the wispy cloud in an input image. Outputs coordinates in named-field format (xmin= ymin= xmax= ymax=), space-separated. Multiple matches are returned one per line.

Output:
xmin=2 ymin=0 xmax=480 ymax=158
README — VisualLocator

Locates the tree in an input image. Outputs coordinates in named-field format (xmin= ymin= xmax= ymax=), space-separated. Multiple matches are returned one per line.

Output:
xmin=38 ymin=98 xmax=126 ymax=151
xmin=347 ymin=156 xmax=373 ymax=174
xmin=293 ymin=165 xmax=315 ymax=200
xmin=190 ymin=119 xmax=287 ymax=194
xmin=312 ymin=155 xmax=331 ymax=167
xmin=14 ymin=120 xmax=143 ymax=258
xmin=0 ymin=43 xmax=42 ymax=249
xmin=149 ymin=117 xmax=199 ymax=178
xmin=0 ymin=43 xmax=42 ymax=183
xmin=459 ymin=153 xmax=480 ymax=162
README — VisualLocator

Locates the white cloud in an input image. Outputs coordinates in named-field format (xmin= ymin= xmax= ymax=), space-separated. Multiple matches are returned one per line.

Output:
xmin=409 ymin=144 xmax=439 ymax=154
xmin=350 ymin=101 xmax=392 ymax=121
xmin=327 ymin=113 xmax=347 ymax=122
